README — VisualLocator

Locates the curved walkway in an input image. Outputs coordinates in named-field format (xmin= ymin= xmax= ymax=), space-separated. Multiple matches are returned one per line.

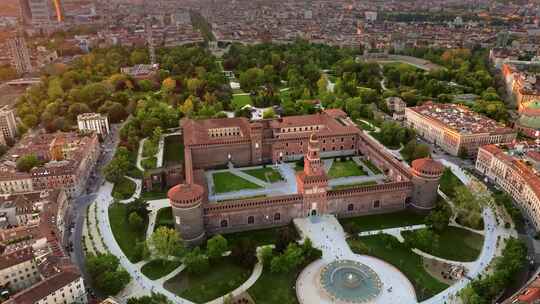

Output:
xmin=294 ymin=215 xmax=417 ymax=304
xmin=95 ymin=182 xmax=196 ymax=304
xmin=419 ymin=160 xmax=517 ymax=304
xmin=119 ymin=176 xmax=142 ymax=203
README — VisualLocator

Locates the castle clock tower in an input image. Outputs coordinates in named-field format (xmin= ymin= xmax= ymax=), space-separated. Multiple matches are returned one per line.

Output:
xmin=296 ymin=133 xmax=328 ymax=216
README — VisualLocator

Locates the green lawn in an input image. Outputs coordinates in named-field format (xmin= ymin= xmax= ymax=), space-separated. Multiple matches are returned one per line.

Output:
xmin=439 ymin=168 xmax=464 ymax=198
xmin=248 ymin=268 xmax=298 ymax=304
xmin=164 ymin=258 xmax=251 ymax=303
xmin=339 ymin=210 xmax=426 ymax=232
xmin=141 ymin=259 xmax=182 ymax=280
xmin=361 ymin=159 xmax=382 ymax=174
xmin=402 ymin=227 xmax=484 ymax=262
xmin=232 ymin=94 xmax=252 ymax=109
xmin=108 ymin=203 xmax=148 ymax=263
xmin=242 ymin=167 xmax=283 ymax=183
xmin=212 ymin=172 xmax=262 ymax=194
xmin=332 ymin=181 xmax=377 ymax=190
xmin=348 ymin=235 xmax=448 ymax=301
xmin=141 ymin=157 xmax=157 ymax=170
xmin=155 ymin=207 xmax=174 ymax=231
xmin=327 ymin=160 xmax=368 ymax=179
xmin=370 ymin=132 xmax=401 ymax=149
xmin=224 ymin=226 xmax=296 ymax=248
xmin=140 ymin=188 xmax=169 ymax=200
xmin=356 ymin=120 xmax=375 ymax=132
xmin=112 ymin=177 xmax=136 ymax=200
xmin=164 ymin=135 xmax=184 ymax=166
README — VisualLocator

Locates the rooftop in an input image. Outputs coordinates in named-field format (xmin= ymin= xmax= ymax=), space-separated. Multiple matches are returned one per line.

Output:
xmin=7 ymin=268 xmax=81 ymax=304
xmin=0 ymin=247 xmax=33 ymax=270
xmin=408 ymin=102 xmax=513 ymax=135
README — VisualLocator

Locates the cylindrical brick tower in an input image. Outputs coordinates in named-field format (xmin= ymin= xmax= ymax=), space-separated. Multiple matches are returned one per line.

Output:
xmin=168 ymin=183 xmax=205 ymax=246
xmin=410 ymin=158 xmax=444 ymax=211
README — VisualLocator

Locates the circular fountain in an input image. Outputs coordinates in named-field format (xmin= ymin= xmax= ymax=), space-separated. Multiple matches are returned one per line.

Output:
xmin=319 ymin=260 xmax=382 ymax=303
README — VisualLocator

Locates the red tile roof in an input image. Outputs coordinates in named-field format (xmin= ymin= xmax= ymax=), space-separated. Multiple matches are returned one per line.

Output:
xmin=0 ymin=247 xmax=33 ymax=270
xmin=7 ymin=269 xmax=81 ymax=304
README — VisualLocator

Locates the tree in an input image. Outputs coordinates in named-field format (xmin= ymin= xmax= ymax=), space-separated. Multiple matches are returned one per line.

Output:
xmin=183 ymin=247 xmax=209 ymax=274
xmin=22 ymin=114 xmax=39 ymax=128
xmin=150 ymin=227 xmax=182 ymax=258
xmin=98 ymin=101 xmax=127 ymax=123
xmin=180 ymin=96 xmax=195 ymax=116
xmin=85 ymin=254 xmax=131 ymax=296
xmin=16 ymin=154 xmax=41 ymax=172
xmin=317 ymin=74 xmax=328 ymax=95
xmin=426 ymin=203 xmax=451 ymax=232
xmin=162 ymin=77 xmax=176 ymax=93
xmin=275 ymin=226 xmax=298 ymax=253
xmin=262 ymin=108 xmax=276 ymax=119
xmin=128 ymin=212 xmax=144 ymax=231
xmin=259 ymin=246 xmax=274 ymax=268
xmin=103 ymin=148 xmax=130 ymax=183
xmin=97 ymin=268 xmax=131 ymax=295
xmin=206 ymin=234 xmax=228 ymax=260
xmin=130 ymin=49 xmax=148 ymax=65
xmin=230 ymin=238 xmax=257 ymax=267
xmin=127 ymin=293 xmax=172 ymax=304
xmin=270 ymin=243 xmax=304 ymax=273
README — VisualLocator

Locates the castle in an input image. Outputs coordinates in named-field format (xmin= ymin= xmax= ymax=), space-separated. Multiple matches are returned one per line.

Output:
xmin=168 ymin=109 xmax=444 ymax=245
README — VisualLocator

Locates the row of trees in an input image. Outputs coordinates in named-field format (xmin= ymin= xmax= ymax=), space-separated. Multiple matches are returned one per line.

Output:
xmin=460 ymin=238 xmax=527 ymax=303
xmin=86 ymin=254 xmax=131 ymax=296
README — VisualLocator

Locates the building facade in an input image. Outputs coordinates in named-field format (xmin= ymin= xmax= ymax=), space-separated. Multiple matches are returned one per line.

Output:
xmin=0 ymin=106 xmax=18 ymax=146
xmin=77 ymin=113 xmax=110 ymax=136
xmin=0 ymin=248 xmax=39 ymax=292
xmin=476 ymin=142 xmax=540 ymax=230
xmin=0 ymin=132 xmax=100 ymax=197
xmin=405 ymin=102 xmax=516 ymax=157
xmin=7 ymin=37 xmax=32 ymax=75
xmin=6 ymin=269 xmax=86 ymax=304
xmin=170 ymin=110 xmax=444 ymax=245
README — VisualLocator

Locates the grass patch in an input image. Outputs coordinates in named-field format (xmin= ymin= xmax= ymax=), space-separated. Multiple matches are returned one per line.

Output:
xmin=164 ymin=135 xmax=184 ymax=166
xmin=141 ymin=259 xmax=181 ymax=280
xmin=232 ymin=94 xmax=252 ymax=109
xmin=112 ymin=177 xmax=136 ymax=200
xmin=332 ymin=181 xmax=377 ymax=190
xmin=108 ymin=203 xmax=147 ymax=263
xmin=348 ymin=235 xmax=448 ymax=301
xmin=212 ymin=172 xmax=262 ymax=194
xmin=140 ymin=188 xmax=169 ymax=200
xmin=439 ymin=168 xmax=464 ymax=199
xmin=224 ymin=225 xmax=298 ymax=248
xmin=361 ymin=159 xmax=382 ymax=174
xmin=339 ymin=210 xmax=426 ymax=232
xmin=370 ymin=132 xmax=401 ymax=149
xmin=242 ymin=167 xmax=283 ymax=183
xmin=141 ymin=157 xmax=157 ymax=170
xmin=402 ymin=227 xmax=484 ymax=262
xmin=328 ymin=159 xmax=368 ymax=179
xmin=164 ymin=257 xmax=251 ymax=303
xmin=356 ymin=120 xmax=375 ymax=132
xmin=248 ymin=267 xmax=298 ymax=304
xmin=155 ymin=207 xmax=174 ymax=230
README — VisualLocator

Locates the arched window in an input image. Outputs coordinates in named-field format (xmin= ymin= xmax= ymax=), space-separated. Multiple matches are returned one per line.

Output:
xmin=274 ymin=213 xmax=281 ymax=221
xmin=248 ymin=216 xmax=254 ymax=224
xmin=348 ymin=204 xmax=354 ymax=211
xmin=220 ymin=219 xmax=228 ymax=227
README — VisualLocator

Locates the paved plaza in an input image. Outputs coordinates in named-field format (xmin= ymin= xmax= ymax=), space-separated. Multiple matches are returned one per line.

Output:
xmin=294 ymin=215 xmax=417 ymax=304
